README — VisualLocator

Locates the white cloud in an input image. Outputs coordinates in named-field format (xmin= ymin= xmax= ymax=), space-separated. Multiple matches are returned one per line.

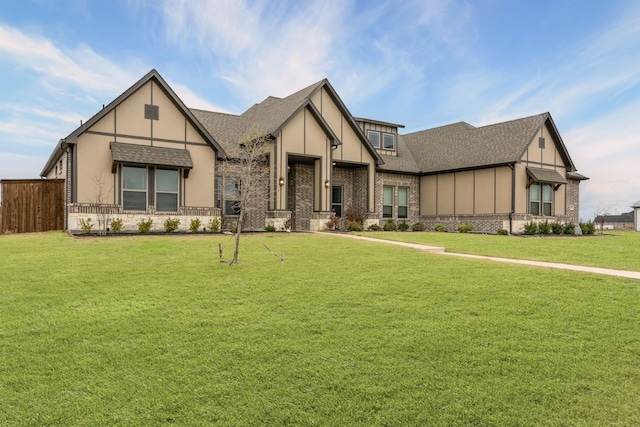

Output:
xmin=0 ymin=25 xmax=143 ymax=94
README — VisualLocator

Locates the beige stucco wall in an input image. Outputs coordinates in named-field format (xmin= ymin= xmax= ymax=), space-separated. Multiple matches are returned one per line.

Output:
xmin=420 ymin=175 xmax=437 ymax=215
xmin=454 ymin=171 xmax=474 ymax=214
xmin=73 ymin=79 xmax=216 ymax=208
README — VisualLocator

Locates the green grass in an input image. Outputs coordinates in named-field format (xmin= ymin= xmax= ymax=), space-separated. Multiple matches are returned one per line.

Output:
xmin=356 ymin=230 xmax=640 ymax=271
xmin=1 ymin=232 xmax=639 ymax=425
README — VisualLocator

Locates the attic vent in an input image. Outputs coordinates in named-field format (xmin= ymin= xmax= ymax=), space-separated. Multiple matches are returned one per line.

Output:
xmin=539 ymin=137 xmax=546 ymax=148
xmin=145 ymin=104 xmax=159 ymax=120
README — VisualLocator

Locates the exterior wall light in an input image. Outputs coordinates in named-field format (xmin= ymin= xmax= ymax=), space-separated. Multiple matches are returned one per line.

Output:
xmin=324 ymin=180 xmax=330 ymax=188
xmin=279 ymin=177 xmax=285 ymax=186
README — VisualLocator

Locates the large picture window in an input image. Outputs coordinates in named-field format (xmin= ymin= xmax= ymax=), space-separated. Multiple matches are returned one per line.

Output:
xmin=123 ymin=166 xmax=147 ymax=211
xmin=156 ymin=169 xmax=179 ymax=212
xmin=530 ymin=182 xmax=553 ymax=216
xmin=383 ymin=186 xmax=394 ymax=218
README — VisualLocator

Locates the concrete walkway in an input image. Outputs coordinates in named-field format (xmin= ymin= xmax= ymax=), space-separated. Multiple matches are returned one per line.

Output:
xmin=328 ymin=233 xmax=640 ymax=280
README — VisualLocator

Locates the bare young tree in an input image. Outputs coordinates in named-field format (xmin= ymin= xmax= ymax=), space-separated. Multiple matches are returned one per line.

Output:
xmin=92 ymin=171 xmax=112 ymax=235
xmin=593 ymin=203 xmax=619 ymax=235
xmin=219 ymin=130 xmax=273 ymax=264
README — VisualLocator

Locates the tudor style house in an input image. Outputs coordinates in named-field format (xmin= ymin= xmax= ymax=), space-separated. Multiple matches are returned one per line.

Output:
xmin=41 ymin=69 xmax=588 ymax=234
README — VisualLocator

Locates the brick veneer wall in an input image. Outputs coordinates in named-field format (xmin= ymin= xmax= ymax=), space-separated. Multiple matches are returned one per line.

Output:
xmin=288 ymin=164 xmax=313 ymax=230
xmin=374 ymin=172 xmax=420 ymax=226
xmin=565 ymin=179 xmax=580 ymax=224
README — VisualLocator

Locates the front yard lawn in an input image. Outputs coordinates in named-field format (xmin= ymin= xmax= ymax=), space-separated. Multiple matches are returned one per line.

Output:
xmin=1 ymin=232 xmax=639 ymax=425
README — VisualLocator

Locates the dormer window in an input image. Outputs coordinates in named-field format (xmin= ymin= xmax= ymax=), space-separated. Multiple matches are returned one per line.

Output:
xmin=383 ymin=133 xmax=395 ymax=150
xmin=367 ymin=130 xmax=380 ymax=148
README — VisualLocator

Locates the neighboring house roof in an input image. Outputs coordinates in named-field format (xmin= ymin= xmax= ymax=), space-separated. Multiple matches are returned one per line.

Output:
xmin=41 ymin=69 xmax=224 ymax=177
xmin=595 ymin=211 xmax=634 ymax=223
xmin=401 ymin=113 xmax=578 ymax=174
xmin=631 ymin=201 xmax=640 ymax=208
xmin=110 ymin=142 xmax=193 ymax=169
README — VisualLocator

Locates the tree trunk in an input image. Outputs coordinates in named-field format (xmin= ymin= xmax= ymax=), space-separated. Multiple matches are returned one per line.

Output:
xmin=229 ymin=210 xmax=244 ymax=265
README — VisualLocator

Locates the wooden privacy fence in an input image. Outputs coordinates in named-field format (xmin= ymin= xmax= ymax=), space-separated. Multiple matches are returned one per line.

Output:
xmin=1 ymin=179 xmax=65 ymax=233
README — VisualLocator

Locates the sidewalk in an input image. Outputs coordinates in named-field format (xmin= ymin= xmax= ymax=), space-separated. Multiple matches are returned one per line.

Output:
xmin=328 ymin=233 xmax=640 ymax=280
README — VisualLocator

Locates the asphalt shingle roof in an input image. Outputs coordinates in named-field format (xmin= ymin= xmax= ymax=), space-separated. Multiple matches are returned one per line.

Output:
xmin=526 ymin=167 xmax=567 ymax=184
xmin=110 ymin=142 xmax=193 ymax=168
xmin=403 ymin=114 xmax=550 ymax=173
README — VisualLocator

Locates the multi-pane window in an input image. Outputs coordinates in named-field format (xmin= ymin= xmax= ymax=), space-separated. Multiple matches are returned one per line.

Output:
xmin=383 ymin=133 xmax=395 ymax=150
xmin=332 ymin=186 xmax=343 ymax=217
xmin=367 ymin=130 xmax=396 ymax=151
xmin=123 ymin=166 xmax=147 ymax=211
xmin=398 ymin=187 xmax=408 ymax=219
xmin=383 ymin=186 xmax=394 ymax=218
xmin=156 ymin=169 xmax=179 ymax=212
xmin=224 ymin=178 xmax=241 ymax=215
xmin=367 ymin=130 xmax=380 ymax=148
xmin=530 ymin=182 xmax=553 ymax=216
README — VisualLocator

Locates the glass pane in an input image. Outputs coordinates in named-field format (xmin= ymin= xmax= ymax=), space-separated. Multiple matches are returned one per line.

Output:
xmin=225 ymin=200 xmax=240 ymax=215
xmin=398 ymin=187 xmax=408 ymax=206
xmin=383 ymin=186 xmax=393 ymax=205
xmin=332 ymin=186 xmax=342 ymax=204
xmin=543 ymin=184 xmax=552 ymax=202
xmin=332 ymin=204 xmax=342 ymax=218
xmin=529 ymin=183 xmax=540 ymax=201
xmin=543 ymin=202 xmax=552 ymax=216
xmin=383 ymin=133 xmax=395 ymax=149
xmin=123 ymin=166 xmax=146 ymax=190
xmin=156 ymin=169 xmax=178 ymax=192
xmin=383 ymin=205 xmax=393 ymax=218
xmin=123 ymin=191 xmax=146 ymax=211
xmin=530 ymin=201 xmax=540 ymax=216
xmin=368 ymin=131 xmax=380 ymax=148
xmin=156 ymin=193 xmax=177 ymax=212
xmin=398 ymin=206 xmax=408 ymax=219
xmin=225 ymin=178 xmax=240 ymax=196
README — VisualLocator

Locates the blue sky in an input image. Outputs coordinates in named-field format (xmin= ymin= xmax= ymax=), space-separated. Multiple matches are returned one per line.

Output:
xmin=1 ymin=0 xmax=639 ymax=220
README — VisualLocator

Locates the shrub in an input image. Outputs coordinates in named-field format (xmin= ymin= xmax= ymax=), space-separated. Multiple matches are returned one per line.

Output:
xmin=412 ymin=222 xmax=425 ymax=232
xmin=367 ymin=224 xmax=381 ymax=231
xmin=110 ymin=218 xmax=124 ymax=233
xmin=189 ymin=218 xmax=202 ymax=233
xmin=457 ymin=223 xmax=474 ymax=233
xmin=551 ymin=222 xmax=564 ymax=235
xmin=345 ymin=205 xmax=366 ymax=227
xmin=580 ymin=221 xmax=596 ymax=235
xmin=398 ymin=221 xmax=409 ymax=231
xmin=264 ymin=224 xmax=276 ymax=232
xmin=137 ymin=218 xmax=153 ymax=233
xmin=164 ymin=218 xmax=180 ymax=232
xmin=434 ymin=224 xmax=448 ymax=233
xmin=78 ymin=217 xmax=93 ymax=233
xmin=383 ymin=219 xmax=397 ymax=231
xmin=538 ymin=220 xmax=551 ymax=235
xmin=563 ymin=222 xmax=575 ymax=235
xmin=208 ymin=217 xmax=220 ymax=232
xmin=497 ymin=228 xmax=509 ymax=235
xmin=326 ymin=215 xmax=340 ymax=230
xmin=523 ymin=221 xmax=538 ymax=235
xmin=347 ymin=221 xmax=363 ymax=232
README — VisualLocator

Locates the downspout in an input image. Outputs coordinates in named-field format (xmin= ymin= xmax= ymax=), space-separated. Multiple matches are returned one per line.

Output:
xmin=509 ymin=163 xmax=515 ymax=234
xmin=61 ymin=139 xmax=70 ymax=231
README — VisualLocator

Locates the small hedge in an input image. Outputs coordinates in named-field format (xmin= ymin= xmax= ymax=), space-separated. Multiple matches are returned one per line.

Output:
xmin=137 ymin=218 xmax=153 ymax=233
xmin=383 ymin=219 xmax=397 ymax=231
xmin=412 ymin=222 xmax=425 ymax=232
xmin=367 ymin=224 xmax=382 ymax=231
xmin=434 ymin=224 xmax=448 ymax=233
xmin=457 ymin=223 xmax=474 ymax=233
xmin=347 ymin=221 xmax=364 ymax=232
xmin=398 ymin=221 xmax=409 ymax=231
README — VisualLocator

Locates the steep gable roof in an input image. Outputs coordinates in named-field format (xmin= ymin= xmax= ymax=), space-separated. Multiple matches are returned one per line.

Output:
xmin=193 ymin=79 xmax=384 ymax=165
xmin=41 ymin=69 xmax=225 ymax=176
xmin=402 ymin=113 xmax=577 ymax=174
